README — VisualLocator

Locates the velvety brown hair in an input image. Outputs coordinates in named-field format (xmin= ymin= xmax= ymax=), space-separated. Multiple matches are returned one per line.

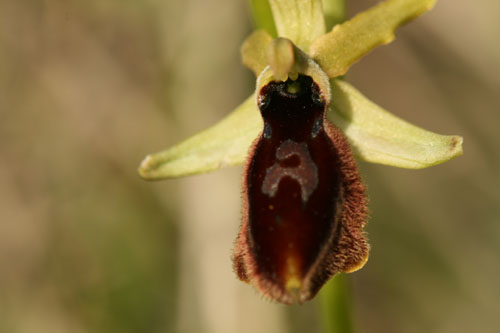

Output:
xmin=233 ymin=75 xmax=369 ymax=304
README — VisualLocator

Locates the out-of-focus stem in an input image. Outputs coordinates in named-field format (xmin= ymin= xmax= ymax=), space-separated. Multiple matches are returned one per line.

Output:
xmin=320 ymin=274 xmax=354 ymax=333
xmin=317 ymin=2 xmax=353 ymax=332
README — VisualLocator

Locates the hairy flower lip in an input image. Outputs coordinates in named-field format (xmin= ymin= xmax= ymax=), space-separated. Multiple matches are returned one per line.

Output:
xmin=233 ymin=75 xmax=369 ymax=305
xmin=138 ymin=0 xmax=463 ymax=305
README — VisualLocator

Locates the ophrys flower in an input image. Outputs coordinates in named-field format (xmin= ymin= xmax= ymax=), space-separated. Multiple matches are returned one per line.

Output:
xmin=139 ymin=0 xmax=463 ymax=304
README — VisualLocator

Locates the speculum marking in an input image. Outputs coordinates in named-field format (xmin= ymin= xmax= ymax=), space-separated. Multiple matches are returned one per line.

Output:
xmin=311 ymin=117 xmax=322 ymax=138
xmin=263 ymin=122 xmax=272 ymax=139
xmin=261 ymin=139 xmax=318 ymax=203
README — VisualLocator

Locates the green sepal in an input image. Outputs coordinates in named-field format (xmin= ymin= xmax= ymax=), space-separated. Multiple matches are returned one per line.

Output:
xmin=328 ymin=79 xmax=463 ymax=169
xmin=310 ymin=0 xmax=436 ymax=78
xmin=138 ymin=95 xmax=261 ymax=180
xmin=269 ymin=0 xmax=326 ymax=52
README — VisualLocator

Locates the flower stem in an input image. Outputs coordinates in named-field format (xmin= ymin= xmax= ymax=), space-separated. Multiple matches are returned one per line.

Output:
xmin=320 ymin=1 xmax=353 ymax=332
xmin=319 ymin=274 xmax=354 ymax=333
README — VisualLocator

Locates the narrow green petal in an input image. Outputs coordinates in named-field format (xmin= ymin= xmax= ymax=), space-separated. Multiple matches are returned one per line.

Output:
xmin=328 ymin=80 xmax=463 ymax=169
xmin=241 ymin=30 xmax=273 ymax=77
xmin=322 ymin=0 xmax=346 ymax=30
xmin=138 ymin=95 xmax=261 ymax=180
xmin=269 ymin=0 xmax=326 ymax=52
xmin=310 ymin=0 xmax=436 ymax=78
xmin=248 ymin=0 xmax=277 ymax=36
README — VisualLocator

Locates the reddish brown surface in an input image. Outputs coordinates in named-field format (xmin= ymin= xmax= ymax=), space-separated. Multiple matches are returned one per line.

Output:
xmin=248 ymin=76 xmax=342 ymax=287
xmin=233 ymin=75 xmax=369 ymax=304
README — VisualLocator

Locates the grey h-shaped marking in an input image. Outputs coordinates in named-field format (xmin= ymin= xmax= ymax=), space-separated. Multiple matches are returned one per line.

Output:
xmin=261 ymin=140 xmax=319 ymax=202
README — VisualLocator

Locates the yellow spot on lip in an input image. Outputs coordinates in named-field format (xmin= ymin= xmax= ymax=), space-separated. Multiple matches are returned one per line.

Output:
xmin=284 ymin=256 xmax=302 ymax=302
xmin=268 ymin=204 xmax=274 ymax=210
xmin=344 ymin=251 xmax=369 ymax=273
xmin=286 ymin=81 xmax=301 ymax=94
xmin=286 ymin=276 xmax=301 ymax=293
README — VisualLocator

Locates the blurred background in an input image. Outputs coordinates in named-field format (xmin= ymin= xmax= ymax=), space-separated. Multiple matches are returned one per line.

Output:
xmin=0 ymin=0 xmax=499 ymax=332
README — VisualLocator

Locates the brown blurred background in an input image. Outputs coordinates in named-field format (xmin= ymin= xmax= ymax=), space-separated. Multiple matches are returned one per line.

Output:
xmin=0 ymin=0 xmax=499 ymax=332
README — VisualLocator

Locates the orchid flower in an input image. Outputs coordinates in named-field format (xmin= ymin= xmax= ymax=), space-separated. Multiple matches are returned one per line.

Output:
xmin=138 ymin=0 xmax=462 ymax=304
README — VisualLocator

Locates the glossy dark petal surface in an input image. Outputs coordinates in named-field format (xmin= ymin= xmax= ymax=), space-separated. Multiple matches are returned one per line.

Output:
xmin=250 ymin=76 xmax=342 ymax=291
xmin=233 ymin=75 xmax=369 ymax=304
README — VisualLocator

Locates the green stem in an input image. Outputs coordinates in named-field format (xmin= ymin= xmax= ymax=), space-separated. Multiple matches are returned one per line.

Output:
xmin=319 ymin=274 xmax=354 ymax=333
xmin=321 ymin=0 xmax=352 ymax=332
xmin=248 ymin=0 xmax=277 ymax=36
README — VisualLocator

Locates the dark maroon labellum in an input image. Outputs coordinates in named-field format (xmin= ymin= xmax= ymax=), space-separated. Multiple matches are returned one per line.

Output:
xmin=233 ymin=75 xmax=369 ymax=304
